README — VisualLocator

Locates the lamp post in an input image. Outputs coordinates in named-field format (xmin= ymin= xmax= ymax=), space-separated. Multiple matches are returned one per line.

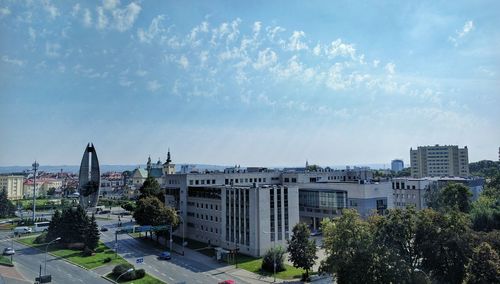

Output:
xmin=116 ymin=268 xmax=134 ymax=282
xmin=32 ymin=161 xmax=39 ymax=222
xmin=44 ymin=237 xmax=61 ymax=275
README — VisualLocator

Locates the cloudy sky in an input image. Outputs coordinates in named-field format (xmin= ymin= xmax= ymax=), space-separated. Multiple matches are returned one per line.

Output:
xmin=1 ymin=0 xmax=499 ymax=167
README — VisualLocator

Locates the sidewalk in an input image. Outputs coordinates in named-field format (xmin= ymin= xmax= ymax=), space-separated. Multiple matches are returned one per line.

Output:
xmin=0 ymin=265 xmax=30 ymax=284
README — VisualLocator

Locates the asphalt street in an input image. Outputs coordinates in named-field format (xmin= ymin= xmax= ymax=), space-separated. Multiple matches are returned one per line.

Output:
xmin=0 ymin=235 xmax=108 ymax=284
xmin=98 ymin=219 xmax=251 ymax=284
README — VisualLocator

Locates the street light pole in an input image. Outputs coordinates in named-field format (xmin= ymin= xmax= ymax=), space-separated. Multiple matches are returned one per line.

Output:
xmin=116 ymin=268 xmax=134 ymax=282
xmin=44 ymin=237 xmax=61 ymax=275
xmin=32 ymin=161 xmax=39 ymax=222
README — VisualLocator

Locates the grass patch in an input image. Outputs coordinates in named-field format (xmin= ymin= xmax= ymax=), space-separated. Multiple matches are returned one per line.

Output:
xmin=105 ymin=272 xmax=165 ymax=284
xmin=228 ymin=254 xmax=307 ymax=280
xmin=17 ymin=236 xmax=127 ymax=269
xmin=0 ymin=255 xmax=14 ymax=267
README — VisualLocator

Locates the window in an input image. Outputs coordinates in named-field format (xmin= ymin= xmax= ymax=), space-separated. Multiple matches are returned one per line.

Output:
xmin=291 ymin=178 xmax=297 ymax=183
xmin=212 ymin=180 xmax=216 ymax=184
xmin=195 ymin=180 xmax=199 ymax=185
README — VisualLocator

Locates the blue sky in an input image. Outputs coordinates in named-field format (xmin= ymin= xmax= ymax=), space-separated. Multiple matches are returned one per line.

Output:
xmin=1 ymin=0 xmax=499 ymax=167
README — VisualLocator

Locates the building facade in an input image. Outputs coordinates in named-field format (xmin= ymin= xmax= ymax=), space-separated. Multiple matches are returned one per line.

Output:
xmin=391 ymin=159 xmax=404 ymax=172
xmin=410 ymin=145 xmax=469 ymax=178
xmin=0 ymin=175 xmax=24 ymax=200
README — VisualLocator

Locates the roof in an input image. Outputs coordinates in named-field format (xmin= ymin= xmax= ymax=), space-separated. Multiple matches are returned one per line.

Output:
xmin=150 ymin=168 xmax=163 ymax=178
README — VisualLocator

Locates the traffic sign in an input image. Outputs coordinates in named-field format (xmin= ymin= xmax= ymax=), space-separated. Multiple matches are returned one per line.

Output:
xmin=136 ymin=257 xmax=144 ymax=264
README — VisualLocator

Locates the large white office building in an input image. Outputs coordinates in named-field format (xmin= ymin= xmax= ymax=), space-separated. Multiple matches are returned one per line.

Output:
xmin=410 ymin=145 xmax=469 ymax=178
xmin=157 ymin=159 xmax=391 ymax=256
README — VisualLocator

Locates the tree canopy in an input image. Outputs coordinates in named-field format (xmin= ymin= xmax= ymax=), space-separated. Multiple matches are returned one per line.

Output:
xmin=133 ymin=196 xmax=178 ymax=227
xmin=287 ymin=223 xmax=317 ymax=280
xmin=0 ymin=188 xmax=16 ymax=218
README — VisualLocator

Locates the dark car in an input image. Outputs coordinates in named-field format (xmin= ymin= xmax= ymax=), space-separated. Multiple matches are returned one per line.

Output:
xmin=100 ymin=227 xmax=108 ymax=232
xmin=159 ymin=251 xmax=171 ymax=260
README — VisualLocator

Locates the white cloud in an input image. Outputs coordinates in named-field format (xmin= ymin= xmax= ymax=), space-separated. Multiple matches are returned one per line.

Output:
xmin=179 ymin=55 xmax=189 ymax=69
xmin=83 ymin=9 xmax=92 ymax=27
xmin=147 ymin=80 xmax=162 ymax=92
xmin=288 ymin=31 xmax=308 ymax=51
xmin=188 ymin=21 xmax=209 ymax=46
xmin=137 ymin=15 xmax=165 ymax=43
xmin=42 ymin=0 xmax=59 ymax=19
xmin=1 ymin=55 xmax=25 ymax=67
xmin=267 ymin=26 xmax=286 ymax=43
xmin=252 ymin=21 xmax=262 ymax=36
xmin=325 ymin=63 xmax=348 ymax=90
xmin=199 ymin=51 xmax=209 ymax=66
xmin=71 ymin=4 xmax=80 ymax=17
xmin=96 ymin=7 xmax=108 ymax=29
xmin=312 ymin=44 xmax=321 ymax=56
xmin=0 ymin=7 xmax=11 ymax=18
xmin=119 ymin=77 xmax=133 ymax=87
xmin=45 ymin=42 xmax=61 ymax=57
xmin=373 ymin=59 xmax=380 ymax=68
xmin=253 ymin=48 xmax=277 ymax=70
xmin=103 ymin=0 xmax=120 ymax=10
xmin=94 ymin=1 xmax=141 ymax=32
xmin=385 ymin=62 xmax=396 ymax=75
xmin=112 ymin=2 xmax=141 ymax=32
xmin=449 ymin=20 xmax=474 ymax=46
xmin=326 ymin=39 xmax=356 ymax=59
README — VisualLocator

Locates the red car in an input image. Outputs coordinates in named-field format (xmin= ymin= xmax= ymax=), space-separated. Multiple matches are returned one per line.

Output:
xmin=218 ymin=281 xmax=235 ymax=284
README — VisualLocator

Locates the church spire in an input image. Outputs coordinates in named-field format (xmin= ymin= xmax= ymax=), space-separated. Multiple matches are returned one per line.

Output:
xmin=146 ymin=155 xmax=152 ymax=175
xmin=166 ymin=148 xmax=172 ymax=164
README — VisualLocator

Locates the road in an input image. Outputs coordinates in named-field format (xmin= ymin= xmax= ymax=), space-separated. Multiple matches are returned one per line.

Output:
xmin=98 ymin=219 xmax=252 ymax=284
xmin=0 ymin=235 xmax=108 ymax=284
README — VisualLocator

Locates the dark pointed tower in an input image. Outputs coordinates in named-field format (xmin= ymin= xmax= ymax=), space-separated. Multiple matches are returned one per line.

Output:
xmin=78 ymin=143 xmax=101 ymax=209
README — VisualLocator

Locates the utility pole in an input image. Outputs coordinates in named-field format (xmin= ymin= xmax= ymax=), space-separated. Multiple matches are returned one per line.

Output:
xmin=32 ymin=161 xmax=39 ymax=222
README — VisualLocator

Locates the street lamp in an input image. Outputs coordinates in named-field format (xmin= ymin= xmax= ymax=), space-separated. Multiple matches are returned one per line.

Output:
xmin=116 ymin=268 xmax=134 ymax=282
xmin=44 ymin=237 xmax=61 ymax=275
xmin=32 ymin=161 xmax=39 ymax=222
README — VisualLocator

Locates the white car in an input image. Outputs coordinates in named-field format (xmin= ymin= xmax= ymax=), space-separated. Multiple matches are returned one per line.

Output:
xmin=3 ymin=247 xmax=15 ymax=256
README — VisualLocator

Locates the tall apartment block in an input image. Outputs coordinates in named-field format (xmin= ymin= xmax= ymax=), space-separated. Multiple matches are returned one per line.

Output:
xmin=410 ymin=145 xmax=469 ymax=178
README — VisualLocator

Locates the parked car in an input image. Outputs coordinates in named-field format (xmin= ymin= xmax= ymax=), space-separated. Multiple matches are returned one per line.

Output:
xmin=158 ymin=251 xmax=171 ymax=260
xmin=218 ymin=280 xmax=235 ymax=284
xmin=3 ymin=247 xmax=15 ymax=256
xmin=100 ymin=227 xmax=108 ymax=232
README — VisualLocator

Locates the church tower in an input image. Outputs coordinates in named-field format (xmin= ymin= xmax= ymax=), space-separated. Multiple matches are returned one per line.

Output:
xmin=163 ymin=148 xmax=175 ymax=175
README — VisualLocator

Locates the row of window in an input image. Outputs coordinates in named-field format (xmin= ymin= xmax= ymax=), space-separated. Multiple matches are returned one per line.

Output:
xmin=394 ymin=193 xmax=417 ymax=199
xmin=225 ymin=177 xmax=266 ymax=184
xmin=189 ymin=179 xmax=216 ymax=185
xmin=392 ymin=182 xmax=417 ymax=190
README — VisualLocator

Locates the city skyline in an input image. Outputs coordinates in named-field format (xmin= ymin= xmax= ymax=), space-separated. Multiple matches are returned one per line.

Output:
xmin=1 ymin=1 xmax=499 ymax=166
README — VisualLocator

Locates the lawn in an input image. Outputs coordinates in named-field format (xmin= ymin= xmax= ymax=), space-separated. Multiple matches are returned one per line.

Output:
xmin=105 ymin=272 xmax=165 ymax=284
xmin=0 ymin=255 xmax=14 ymax=267
xmin=228 ymin=254 xmax=307 ymax=280
xmin=17 ymin=236 xmax=127 ymax=269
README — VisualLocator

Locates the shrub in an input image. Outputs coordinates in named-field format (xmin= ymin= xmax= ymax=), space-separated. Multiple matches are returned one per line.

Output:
xmin=82 ymin=247 xmax=93 ymax=256
xmin=261 ymin=246 xmax=286 ymax=273
xmin=103 ymin=257 xmax=112 ymax=263
xmin=135 ymin=268 xmax=146 ymax=279
xmin=112 ymin=263 xmax=134 ymax=277
xmin=34 ymin=232 xmax=47 ymax=244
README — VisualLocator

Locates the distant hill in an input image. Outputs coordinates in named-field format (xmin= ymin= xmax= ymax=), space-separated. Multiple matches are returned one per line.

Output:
xmin=469 ymin=160 xmax=500 ymax=178
xmin=0 ymin=164 xmax=229 ymax=174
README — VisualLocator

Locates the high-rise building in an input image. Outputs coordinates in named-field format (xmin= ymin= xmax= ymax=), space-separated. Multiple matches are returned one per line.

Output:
xmin=410 ymin=145 xmax=469 ymax=178
xmin=78 ymin=143 xmax=101 ymax=209
xmin=391 ymin=159 xmax=404 ymax=172
xmin=0 ymin=175 xmax=24 ymax=200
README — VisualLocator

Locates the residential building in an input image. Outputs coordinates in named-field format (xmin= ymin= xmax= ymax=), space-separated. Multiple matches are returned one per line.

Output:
xmin=23 ymin=179 xmax=44 ymax=198
xmin=0 ymin=175 xmax=24 ymax=200
xmin=410 ymin=145 xmax=469 ymax=178
xmin=391 ymin=159 xmax=404 ymax=172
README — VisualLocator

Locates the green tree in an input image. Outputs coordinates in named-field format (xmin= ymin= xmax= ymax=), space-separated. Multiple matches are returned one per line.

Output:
xmin=429 ymin=183 xmax=473 ymax=213
xmin=262 ymin=245 xmax=286 ymax=273
xmin=466 ymin=242 xmax=500 ymax=284
xmin=121 ymin=202 xmax=135 ymax=212
xmin=133 ymin=196 xmax=178 ymax=227
xmin=287 ymin=223 xmax=317 ymax=280
xmin=483 ymin=173 xmax=500 ymax=199
xmin=47 ymin=209 xmax=62 ymax=241
xmin=415 ymin=209 xmax=473 ymax=283
xmin=58 ymin=205 xmax=91 ymax=244
xmin=470 ymin=195 xmax=500 ymax=231
xmin=320 ymin=209 xmax=375 ymax=284
xmin=372 ymin=207 xmax=419 ymax=283
xmin=138 ymin=176 xmax=163 ymax=201
xmin=85 ymin=214 xmax=100 ymax=250
xmin=0 ymin=188 xmax=16 ymax=218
